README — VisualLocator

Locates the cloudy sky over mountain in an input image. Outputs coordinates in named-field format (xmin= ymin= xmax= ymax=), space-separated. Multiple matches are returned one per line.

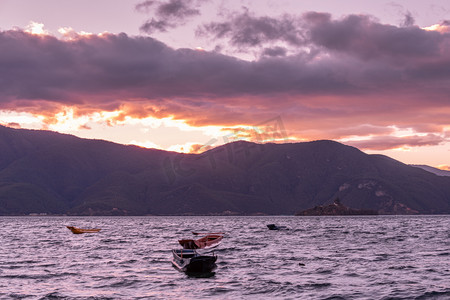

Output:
xmin=1 ymin=0 xmax=450 ymax=168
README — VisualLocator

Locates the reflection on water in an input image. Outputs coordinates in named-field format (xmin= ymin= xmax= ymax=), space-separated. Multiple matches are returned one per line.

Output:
xmin=185 ymin=271 xmax=216 ymax=278
xmin=0 ymin=215 xmax=449 ymax=299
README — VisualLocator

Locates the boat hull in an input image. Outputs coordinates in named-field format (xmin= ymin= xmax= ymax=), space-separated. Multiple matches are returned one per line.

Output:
xmin=172 ymin=249 xmax=217 ymax=273
xmin=66 ymin=226 xmax=101 ymax=234
xmin=267 ymin=224 xmax=288 ymax=230
xmin=185 ymin=256 xmax=217 ymax=273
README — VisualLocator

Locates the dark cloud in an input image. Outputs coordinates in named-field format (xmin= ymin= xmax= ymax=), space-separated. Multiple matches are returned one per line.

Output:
xmin=303 ymin=12 xmax=442 ymax=61
xmin=140 ymin=19 xmax=172 ymax=33
xmin=401 ymin=11 xmax=415 ymax=27
xmin=1 ymin=18 xmax=449 ymax=105
xmin=1 ymin=12 xmax=450 ymax=152
xmin=197 ymin=11 xmax=304 ymax=48
xmin=261 ymin=46 xmax=287 ymax=57
xmin=156 ymin=0 xmax=200 ymax=18
xmin=199 ymin=10 xmax=443 ymax=63
xmin=0 ymin=29 xmax=367 ymax=108
xmin=135 ymin=0 xmax=156 ymax=12
xmin=137 ymin=0 xmax=202 ymax=33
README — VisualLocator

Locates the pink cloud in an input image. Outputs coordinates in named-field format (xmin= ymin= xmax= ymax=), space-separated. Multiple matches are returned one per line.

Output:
xmin=1 ymin=122 xmax=21 ymax=129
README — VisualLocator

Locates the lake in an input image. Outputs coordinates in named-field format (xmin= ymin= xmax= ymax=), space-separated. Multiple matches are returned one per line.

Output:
xmin=0 ymin=216 xmax=449 ymax=299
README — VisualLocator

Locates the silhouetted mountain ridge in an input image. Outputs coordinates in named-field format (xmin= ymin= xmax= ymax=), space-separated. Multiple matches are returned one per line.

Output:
xmin=0 ymin=125 xmax=449 ymax=215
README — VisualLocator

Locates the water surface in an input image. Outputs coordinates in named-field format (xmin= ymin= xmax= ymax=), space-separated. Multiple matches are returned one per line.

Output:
xmin=0 ymin=216 xmax=449 ymax=299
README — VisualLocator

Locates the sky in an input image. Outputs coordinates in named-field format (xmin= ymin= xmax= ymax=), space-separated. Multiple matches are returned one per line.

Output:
xmin=0 ymin=0 xmax=450 ymax=169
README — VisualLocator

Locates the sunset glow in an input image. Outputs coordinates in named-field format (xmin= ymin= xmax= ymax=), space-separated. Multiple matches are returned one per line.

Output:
xmin=25 ymin=21 xmax=48 ymax=35
xmin=0 ymin=1 xmax=449 ymax=167
xmin=423 ymin=23 xmax=450 ymax=33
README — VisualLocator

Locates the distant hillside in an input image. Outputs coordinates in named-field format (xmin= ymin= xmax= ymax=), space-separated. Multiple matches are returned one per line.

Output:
xmin=0 ymin=125 xmax=449 ymax=215
xmin=296 ymin=198 xmax=378 ymax=216
xmin=411 ymin=165 xmax=450 ymax=177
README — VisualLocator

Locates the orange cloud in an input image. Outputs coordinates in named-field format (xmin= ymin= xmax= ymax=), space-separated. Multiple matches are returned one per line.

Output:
xmin=437 ymin=164 xmax=450 ymax=171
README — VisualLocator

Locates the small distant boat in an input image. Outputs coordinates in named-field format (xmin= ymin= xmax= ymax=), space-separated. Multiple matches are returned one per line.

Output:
xmin=171 ymin=249 xmax=217 ymax=273
xmin=179 ymin=233 xmax=223 ymax=249
xmin=267 ymin=224 xmax=288 ymax=230
xmin=66 ymin=226 xmax=101 ymax=234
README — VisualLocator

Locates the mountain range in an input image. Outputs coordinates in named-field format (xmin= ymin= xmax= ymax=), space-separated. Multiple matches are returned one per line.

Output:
xmin=1 ymin=125 xmax=449 ymax=215
xmin=410 ymin=165 xmax=450 ymax=177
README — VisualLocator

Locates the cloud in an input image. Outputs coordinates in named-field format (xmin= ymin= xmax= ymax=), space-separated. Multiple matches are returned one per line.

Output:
xmin=344 ymin=134 xmax=446 ymax=150
xmin=423 ymin=20 xmax=450 ymax=33
xmin=317 ymin=125 xmax=396 ymax=140
xmin=25 ymin=21 xmax=49 ymax=35
xmin=198 ymin=10 xmax=445 ymax=63
xmin=2 ymin=12 xmax=450 ymax=152
xmin=135 ymin=1 xmax=157 ymax=12
xmin=2 ymin=122 xmax=21 ymax=129
xmin=166 ymin=142 xmax=210 ymax=153
xmin=140 ymin=19 xmax=173 ymax=33
xmin=401 ymin=11 xmax=415 ymax=27
xmin=0 ymin=29 xmax=361 ymax=111
xmin=261 ymin=46 xmax=287 ymax=57
xmin=129 ymin=139 xmax=162 ymax=150
xmin=2 ymin=15 xmax=449 ymax=104
xmin=437 ymin=164 xmax=450 ymax=171
xmin=303 ymin=12 xmax=442 ymax=61
xmin=196 ymin=11 xmax=304 ymax=48
xmin=188 ymin=143 xmax=214 ymax=153
xmin=137 ymin=0 xmax=203 ymax=33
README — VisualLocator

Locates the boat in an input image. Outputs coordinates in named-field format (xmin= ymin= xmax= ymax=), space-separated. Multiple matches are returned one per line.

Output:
xmin=66 ymin=226 xmax=101 ymax=234
xmin=171 ymin=249 xmax=217 ymax=273
xmin=267 ymin=224 xmax=288 ymax=230
xmin=178 ymin=233 xmax=223 ymax=249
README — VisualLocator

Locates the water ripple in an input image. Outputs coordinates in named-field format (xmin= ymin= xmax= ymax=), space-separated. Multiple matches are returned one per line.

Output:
xmin=0 ymin=215 xmax=448 ymax=299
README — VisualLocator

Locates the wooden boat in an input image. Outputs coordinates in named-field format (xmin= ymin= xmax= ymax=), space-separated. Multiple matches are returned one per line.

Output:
xmin=66 ymin=226 xmax=101 ymax=234
xmin=179 ymin=233 xmax=223 ymax=249
xmin=171 ymin=249 xmax=217 ymax=273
